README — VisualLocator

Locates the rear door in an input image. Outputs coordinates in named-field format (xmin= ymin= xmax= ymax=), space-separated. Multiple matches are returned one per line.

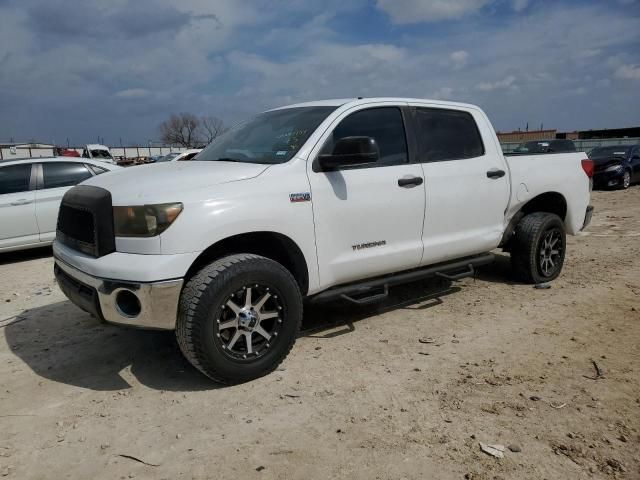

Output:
xmin=307 ymin=104 xmax=426 ymax=288
xmin=0 ymin=163 xmax=39 ymax=250
xmin=35 ymin=161 xmax=94 ymax=242
xmin=409 ymin=104 xmax=510 ymax=265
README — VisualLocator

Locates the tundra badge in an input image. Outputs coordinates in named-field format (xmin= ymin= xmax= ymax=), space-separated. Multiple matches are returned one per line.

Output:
xmin=289 ymin=192 xmax=311 ymax=203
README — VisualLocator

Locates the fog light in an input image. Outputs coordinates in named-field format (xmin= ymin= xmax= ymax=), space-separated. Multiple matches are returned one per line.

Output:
xmin=115 ymin=290 xmax=141 ymax=317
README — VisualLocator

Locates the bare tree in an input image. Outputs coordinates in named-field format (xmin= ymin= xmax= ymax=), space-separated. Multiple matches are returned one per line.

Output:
xmin=158 ymin=113 xmax=202 ymax=147
xmin=200 ymin=115 xmax=227 ymax=144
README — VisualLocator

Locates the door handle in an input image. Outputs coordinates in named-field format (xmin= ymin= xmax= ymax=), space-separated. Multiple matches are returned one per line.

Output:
xmin=10 ymin=199 xmax=33 ymax=206
xmin=486 ymin=169 xmax=506 ymax=179
xmin=398 ymin=176 xmax=424 ymax=187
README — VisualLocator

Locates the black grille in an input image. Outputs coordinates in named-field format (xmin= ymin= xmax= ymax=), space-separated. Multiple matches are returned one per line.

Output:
xmin=56 ymin=185 xmax=116 ymax=257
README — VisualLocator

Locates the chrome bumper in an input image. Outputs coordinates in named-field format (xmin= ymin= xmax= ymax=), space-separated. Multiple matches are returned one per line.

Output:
xmin=54 ymin=258 xmax=183 ymax=330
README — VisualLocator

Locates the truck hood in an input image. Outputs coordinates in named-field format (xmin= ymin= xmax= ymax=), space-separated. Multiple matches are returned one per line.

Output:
xmin=82 ymin=160 xmax=270 ymax=204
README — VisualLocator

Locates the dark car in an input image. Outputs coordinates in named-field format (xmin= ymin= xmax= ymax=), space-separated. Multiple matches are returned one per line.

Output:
xmin=589 ymin=145 xmax=640 ymax=190
xmin=513 ymin=139 xmax=577 ymax=154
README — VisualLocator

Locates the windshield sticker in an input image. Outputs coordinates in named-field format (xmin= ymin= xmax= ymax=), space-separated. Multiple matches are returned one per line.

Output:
xmin=276 ymin=150 xmax=288 ymax=156
xmin=614 ymin=152 xmax=625 ymax=155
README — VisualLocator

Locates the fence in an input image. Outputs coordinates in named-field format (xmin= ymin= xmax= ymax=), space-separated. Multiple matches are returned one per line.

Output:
xmin=501 ymin=137 xmax=640 ymax=153
xmin=0 ymin=145 xmax=188 ymax=161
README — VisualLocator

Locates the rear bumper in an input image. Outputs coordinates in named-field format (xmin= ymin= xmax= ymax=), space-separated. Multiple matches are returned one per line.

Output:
xmin=54 ymin=258 xmax=182 ymax=330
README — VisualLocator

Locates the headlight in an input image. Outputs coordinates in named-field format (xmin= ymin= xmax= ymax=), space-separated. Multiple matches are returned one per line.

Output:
xmin=113 ymin=203 xmax=183 ymax=237
xmin=604 ymin=163 xmax=623 ymax=173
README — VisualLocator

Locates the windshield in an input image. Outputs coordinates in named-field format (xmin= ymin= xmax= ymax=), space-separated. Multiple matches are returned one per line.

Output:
xmin=589 ymin=146 xmax=631 ymax=158
xmin=157 ymin=152 xmax=179 ymax=162
xmin=91 ymin=149 xmax=113 ymax=159
xmin=196 ymin=106 xmax=337 ymax=164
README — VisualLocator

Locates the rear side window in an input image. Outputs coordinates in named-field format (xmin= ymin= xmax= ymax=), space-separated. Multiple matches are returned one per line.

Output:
xmin=0 ymin=164 xmax=32 ymax=194
xmin=42 ymin=162 xmax=92 ymax=189
xmin=415 ymin=108 xmax=484 ymax=162
xmin=322 ymin=107 xmax=409 ymax=167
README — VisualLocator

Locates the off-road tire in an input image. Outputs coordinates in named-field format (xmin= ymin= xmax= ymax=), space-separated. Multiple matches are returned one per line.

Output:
xmin=176 ymin=254 xmax=302 ymax=384
xmin=511 ymin=212 xmax=566 ymax=284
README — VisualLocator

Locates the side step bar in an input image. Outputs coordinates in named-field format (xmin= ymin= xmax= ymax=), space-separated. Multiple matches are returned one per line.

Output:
xmin=310 ymin=253 xmax=494 ymax=305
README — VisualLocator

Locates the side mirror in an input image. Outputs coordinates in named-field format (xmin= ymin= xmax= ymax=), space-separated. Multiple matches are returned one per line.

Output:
xmin=317 ymin=136 xmax=379 ymax=171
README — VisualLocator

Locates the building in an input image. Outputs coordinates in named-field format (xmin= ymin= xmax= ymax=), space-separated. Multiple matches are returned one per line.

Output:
xmin=496 ymin=129 xmax=557 ymax=143
xmin=576 ymin=126 xmax=640 ymax=140
xmin=497 ymin=126 xmax=640 ymax=144
xmin=0 ymin=142 xmax=56 ymax=160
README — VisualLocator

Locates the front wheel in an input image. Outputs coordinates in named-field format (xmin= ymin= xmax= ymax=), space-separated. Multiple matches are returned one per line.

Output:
xmin=511 ymin=212 xmax=566 ymax=284
xmin=620 ymin=170 xmax=631 ymax=190
xmin=176 ymin=254 xmax=302 ymax=384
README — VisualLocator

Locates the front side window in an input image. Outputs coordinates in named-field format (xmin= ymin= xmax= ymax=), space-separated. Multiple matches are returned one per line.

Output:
xmin=42 ymin=162 xmax=92 ymax=189
xmin=320 ymin=107 xmax=409 ymax=167
xmin=0 ymin=164 xmax=32 ymax=195
xmin=416 ymin=108 xmax=484 ymax=162
xmin=197 ymin=106 xmax=337 ymax=164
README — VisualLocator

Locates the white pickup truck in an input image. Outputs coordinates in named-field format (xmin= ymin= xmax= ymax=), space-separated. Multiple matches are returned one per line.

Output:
xmin=53 ymin=97 xmax=593 ymax=384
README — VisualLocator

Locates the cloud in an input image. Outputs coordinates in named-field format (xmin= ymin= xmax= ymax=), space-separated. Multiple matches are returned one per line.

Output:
xmin=476 ymin=75 xmax=517 ymax=91
xmin=114 ymin=89 xmax=151 ymax=99
xmin=431 ymin=86 xmax=455 ymax=99
xmin=450 ymin=50 xmax=469 ymax=69
xmin=0 ymin=0 xmax=638 ymax=143
xmin=376 ymin=0 xmax=492 ymax=23
xmin=614 ymin=64 xmax=640 ymax=80
xmin=511 ymin=0 xmax=530 ymax=12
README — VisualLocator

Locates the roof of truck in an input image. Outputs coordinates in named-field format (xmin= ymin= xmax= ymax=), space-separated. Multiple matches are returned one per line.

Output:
xmin=268 ymin=97 xmax=480 ymax=111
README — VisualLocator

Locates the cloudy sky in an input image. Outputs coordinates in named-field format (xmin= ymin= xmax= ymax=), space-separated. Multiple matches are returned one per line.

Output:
xmin=1 ymin=0 xmax=639 ymax=145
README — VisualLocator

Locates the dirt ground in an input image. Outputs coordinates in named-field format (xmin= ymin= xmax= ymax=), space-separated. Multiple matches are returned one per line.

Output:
xmin=1 ymin=188 xmax=639 ymax=480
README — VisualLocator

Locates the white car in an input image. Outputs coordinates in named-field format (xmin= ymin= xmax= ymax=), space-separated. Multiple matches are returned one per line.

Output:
xmin=0 ymin=157 xmax=120 ymax=252
xmin=53 ymin=97 xmax=593 ymax=384
xmin=81 ymin=144 xmax=117 ymax=165
xmin=155 ymin=149 xmax=202 ymax=162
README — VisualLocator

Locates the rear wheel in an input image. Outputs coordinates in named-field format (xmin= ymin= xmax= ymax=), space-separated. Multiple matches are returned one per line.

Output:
xmin=511 ymin=212 xmax=566 ymax=284
xmin=176 ymin=254 xmax=302 ymax=384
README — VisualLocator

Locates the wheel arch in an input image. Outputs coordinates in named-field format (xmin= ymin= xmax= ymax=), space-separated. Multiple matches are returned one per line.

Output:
xmin=184 ymin=231 xmax=310 ymax=295
xmin=500 ymin=191 xmax=568 ymax=247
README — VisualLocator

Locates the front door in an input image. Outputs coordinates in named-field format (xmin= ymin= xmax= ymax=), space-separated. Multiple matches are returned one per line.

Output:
xmin=0 ymin=163 xmax=39 ymax=249
xmin=307 ymin=104 xmax=425 ymax=289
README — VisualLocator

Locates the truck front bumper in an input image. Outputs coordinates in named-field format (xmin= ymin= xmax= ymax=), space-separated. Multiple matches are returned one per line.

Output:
xmin=54 ymin=258 xmax=183 ymax=330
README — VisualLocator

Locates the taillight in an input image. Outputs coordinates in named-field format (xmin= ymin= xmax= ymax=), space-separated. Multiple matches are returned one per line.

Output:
xmin=581 ymin=159 xmax=594 ymax=178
